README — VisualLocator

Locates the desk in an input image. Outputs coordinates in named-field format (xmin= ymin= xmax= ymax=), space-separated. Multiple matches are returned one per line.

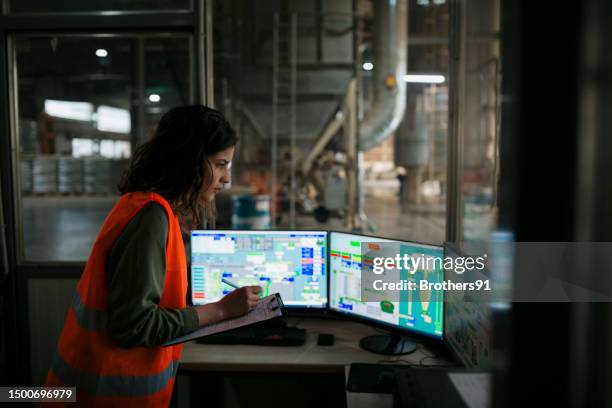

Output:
xmin=177 ymin=317 xmax=444 ymax=408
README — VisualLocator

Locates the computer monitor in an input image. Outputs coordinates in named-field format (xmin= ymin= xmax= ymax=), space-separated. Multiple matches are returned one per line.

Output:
xmin=443 ymin=243 xmax=492 ymax=368
xmin=329 ymin=232 xmax=444 ymax=355
xmin=190 ymin=230 xmax=328 ymax=308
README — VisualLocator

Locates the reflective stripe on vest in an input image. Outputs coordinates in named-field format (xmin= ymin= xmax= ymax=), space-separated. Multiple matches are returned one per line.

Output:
xmin=71 ymin=291 xmax=107 ymax=332
xmin=50 ymin=351 xmax=179 ymax=397
xmin=45 ymin=192 xmax=186 ymax=406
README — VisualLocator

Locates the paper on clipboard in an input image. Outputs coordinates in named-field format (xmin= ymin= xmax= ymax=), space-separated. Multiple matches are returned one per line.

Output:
xmin=164 ymin=293 xmax=284 ymax=346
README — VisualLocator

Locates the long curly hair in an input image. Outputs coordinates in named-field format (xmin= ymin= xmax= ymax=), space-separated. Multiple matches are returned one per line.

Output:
xmin=118 ymin=105 xmax=237 ymax=227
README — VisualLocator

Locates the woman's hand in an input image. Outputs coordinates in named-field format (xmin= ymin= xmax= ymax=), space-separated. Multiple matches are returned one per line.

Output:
xmin=194 ymin=285 xmax=262 ymax=326
xmin=217 ymin=285 xmax=262 ymax=320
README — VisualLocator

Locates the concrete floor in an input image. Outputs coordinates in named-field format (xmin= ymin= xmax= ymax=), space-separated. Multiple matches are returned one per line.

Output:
xmin=21 ymin=192 xmax=446 ymax=262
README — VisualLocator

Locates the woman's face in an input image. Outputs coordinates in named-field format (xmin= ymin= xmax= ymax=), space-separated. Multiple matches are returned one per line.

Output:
xmin=201 ymin=146 xmax=235 ymax=203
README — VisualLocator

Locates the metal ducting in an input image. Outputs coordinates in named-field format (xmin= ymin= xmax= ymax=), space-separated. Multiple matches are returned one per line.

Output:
xmin=359 ymin=0 xmax=408 ymax=152
xmin=395 ymin=97 xmax=429 ymax=167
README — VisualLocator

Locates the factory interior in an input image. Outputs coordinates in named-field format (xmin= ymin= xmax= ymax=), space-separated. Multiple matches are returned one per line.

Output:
xmin=0 ymin=0 xmax=611 ymax=407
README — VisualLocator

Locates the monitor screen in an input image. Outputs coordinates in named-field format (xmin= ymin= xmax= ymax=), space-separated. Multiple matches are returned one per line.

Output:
xmin=190 ymin=230 xmax=328 ymax=308
xmin=329 ymin=232 xmax=444 ymax=339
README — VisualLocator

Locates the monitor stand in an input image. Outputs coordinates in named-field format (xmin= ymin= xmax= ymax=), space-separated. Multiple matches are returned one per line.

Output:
xmin=359 ymin=332 xmax=417 ymax=355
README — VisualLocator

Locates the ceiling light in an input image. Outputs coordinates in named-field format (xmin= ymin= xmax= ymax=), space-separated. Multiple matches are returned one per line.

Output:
xmin=95 ymin=48 xmax=108 ymax=58
xmin=44 ymin=99 xmax=93 ymax=121
xmin=96 ymin=105 xmax=131 ymax=134
xmin=403 ymin=74 xmax=445 ymax=84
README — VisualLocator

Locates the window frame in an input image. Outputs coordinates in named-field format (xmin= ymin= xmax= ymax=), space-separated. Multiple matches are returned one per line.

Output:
xmin=0 ymin=1 xmax=212 ymax=384
xmin=1 ymin=2 xmax=212 ymax=273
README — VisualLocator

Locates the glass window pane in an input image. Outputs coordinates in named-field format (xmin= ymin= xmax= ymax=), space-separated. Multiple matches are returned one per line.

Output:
xmin=361 ymin=0 xmax=449 ymax=244
xmin=459 ymin=0 xmax=501 ymax=250
xmin=8 ymin=0 xmax=191 ymax=14
xmin=209 ymin=0 xmax=447 ymax=245
xmin=14 ymin=35 xmax=192 ymax=262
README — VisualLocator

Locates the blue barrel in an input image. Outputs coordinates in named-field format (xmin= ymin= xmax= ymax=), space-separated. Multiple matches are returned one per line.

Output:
xmin=231 ymin=194 xmax=271 ymax=229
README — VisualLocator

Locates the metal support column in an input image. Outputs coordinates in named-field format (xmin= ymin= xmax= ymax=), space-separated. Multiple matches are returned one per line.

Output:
xmin=345 ymin=79 xmax=358 ymax=230
xmin=272 ymin=12 xmax=297 ymax=229
xmin=289 ymin=12 xmax=297 ymax=229
xmin=271 ymin=13 xmax=279 ymax=228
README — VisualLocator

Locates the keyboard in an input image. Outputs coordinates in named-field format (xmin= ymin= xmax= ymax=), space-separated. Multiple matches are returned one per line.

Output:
xmin=196 ymin=325 xmax=306 ymax=346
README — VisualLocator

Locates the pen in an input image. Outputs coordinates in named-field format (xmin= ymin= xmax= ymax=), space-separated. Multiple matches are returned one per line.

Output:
xmin=221 ymin=278 xmax=240 ymax=289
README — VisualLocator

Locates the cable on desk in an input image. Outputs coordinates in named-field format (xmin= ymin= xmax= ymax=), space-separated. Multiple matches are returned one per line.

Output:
xmin=374 ymin=344 xmax=454 ymax=368
xmin=376 ymin=358 xmax=454 ymax=368
xmin=417 ymin=343 xmax=438 ymax=359
xmin=376 ymin=358 xmax=416 ymax=367
xmin=415 ymin=344 xmax=454 ymax=367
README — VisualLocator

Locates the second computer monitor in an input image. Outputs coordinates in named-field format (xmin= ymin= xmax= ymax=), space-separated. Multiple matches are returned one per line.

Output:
xmin=329 ymin=232 xmax=444 ymax=339
xmin=191 ymin=230 xmax=328 ymax=308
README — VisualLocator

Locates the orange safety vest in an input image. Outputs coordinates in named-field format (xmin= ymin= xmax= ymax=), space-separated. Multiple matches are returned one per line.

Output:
xmin=44 ymin=192 xmax=188 ymax=407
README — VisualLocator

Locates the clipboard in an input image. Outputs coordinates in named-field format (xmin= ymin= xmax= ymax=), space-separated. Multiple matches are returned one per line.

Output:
xmin=164 ymin=293 xmax=285 ymax=346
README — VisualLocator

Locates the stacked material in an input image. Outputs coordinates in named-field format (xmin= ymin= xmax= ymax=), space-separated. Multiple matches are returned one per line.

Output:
xmin=20 ymin=159 xmax=33 ymax=193
xmin=19 ymin=120 xmax=38 ymax=154
xmin=83 ymin=158 xmax=112 ymax=194
xmin=32 ymin=157 xmax=58 ymax=193
xmin=58 ymin=158 xmax=84 ymax=193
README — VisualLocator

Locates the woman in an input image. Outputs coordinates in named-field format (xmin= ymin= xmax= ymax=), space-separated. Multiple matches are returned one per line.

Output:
xmin=45 ymin=105 xmax=262 ymax=407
